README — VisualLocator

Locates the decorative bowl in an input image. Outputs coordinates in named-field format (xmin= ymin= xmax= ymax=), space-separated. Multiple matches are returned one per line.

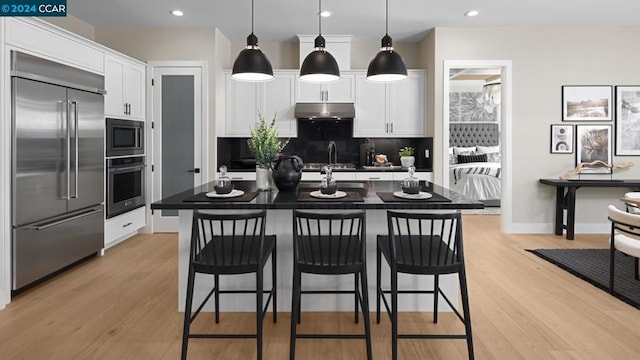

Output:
xmin=214 ymin=184 xmax=234 ymax=194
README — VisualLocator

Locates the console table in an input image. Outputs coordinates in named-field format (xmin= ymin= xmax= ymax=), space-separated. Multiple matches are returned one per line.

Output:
xmin=539 ymin=178 xmax=640 ymax=240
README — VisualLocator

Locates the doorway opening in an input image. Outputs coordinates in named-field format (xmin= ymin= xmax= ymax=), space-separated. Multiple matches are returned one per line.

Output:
xmin=443 ymin=60 xmax=512 ymax=232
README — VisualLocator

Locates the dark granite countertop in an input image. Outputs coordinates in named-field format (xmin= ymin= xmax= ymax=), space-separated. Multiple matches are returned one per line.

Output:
xmin=151 ymin=180 xmax=483 ymax=210
xmin=225 ymin=167 xmax=434 ymax=173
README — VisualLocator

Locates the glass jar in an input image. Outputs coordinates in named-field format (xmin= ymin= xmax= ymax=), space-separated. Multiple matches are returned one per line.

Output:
xmin=214 ymin=165 xmax=233 ymax=194
xmin=320 ymin=166 xmax=337 ymax=195
xmin=401 ymin=166 xmax=420 ymax=194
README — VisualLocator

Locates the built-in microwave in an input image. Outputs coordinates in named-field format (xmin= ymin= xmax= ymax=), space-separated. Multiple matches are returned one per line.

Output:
xmin=106 ymin=118 xmax=144 ymax=157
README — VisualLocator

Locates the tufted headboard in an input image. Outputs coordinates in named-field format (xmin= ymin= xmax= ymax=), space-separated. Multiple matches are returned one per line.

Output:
xmin=449 ymin=123 xmax=500 ymax=147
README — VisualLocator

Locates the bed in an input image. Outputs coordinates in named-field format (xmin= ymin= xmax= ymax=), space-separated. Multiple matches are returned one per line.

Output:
xmin=449 ymin=123 xmax=501 ymax=207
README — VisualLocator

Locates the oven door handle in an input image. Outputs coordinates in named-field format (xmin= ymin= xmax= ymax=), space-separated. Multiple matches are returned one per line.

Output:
xmin=108 ymin=165 xmax=146 ymax=173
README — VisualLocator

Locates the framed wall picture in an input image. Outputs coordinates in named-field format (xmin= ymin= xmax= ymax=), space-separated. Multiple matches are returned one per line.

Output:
xmin=615 ymin=85 xmax=640 ymax=155
xmin=550 ymin=125 xmax=573 ymax=153
xmin=575 ymin=124 xmax=612 ymax=174
xmin=562 ymin=85 xmax=613 ymax=121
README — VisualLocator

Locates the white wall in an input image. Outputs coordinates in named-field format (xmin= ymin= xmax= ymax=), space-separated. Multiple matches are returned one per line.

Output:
xmin=42 ymin=14 xmax=95 ymax=41
xmin=426 ymin=27 xmax=640 ymax=233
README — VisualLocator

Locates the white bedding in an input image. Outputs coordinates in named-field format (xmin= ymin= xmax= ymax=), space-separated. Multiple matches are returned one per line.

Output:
xmin=449 ymin=162 xmax=501 ymax=201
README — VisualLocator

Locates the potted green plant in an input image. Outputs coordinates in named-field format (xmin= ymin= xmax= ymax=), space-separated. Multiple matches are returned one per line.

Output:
xmin=247 ymin=113 xmax=288 ymax=190
xmin=399 ymin=146 xmax=415 ymax=168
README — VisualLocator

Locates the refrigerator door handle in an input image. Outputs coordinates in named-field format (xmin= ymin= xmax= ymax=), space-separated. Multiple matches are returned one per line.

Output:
xmin=72 ymin=100 xmax=79 ymax=198
xmin=28 ymin=208 xmax=102 ymax=230
xmin=64 ymin=99 xmax=71 ymax=200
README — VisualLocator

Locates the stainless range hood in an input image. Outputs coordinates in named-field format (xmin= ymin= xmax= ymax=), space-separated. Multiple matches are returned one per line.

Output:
xmin=295 ymin=102 xmax=355 ymax=119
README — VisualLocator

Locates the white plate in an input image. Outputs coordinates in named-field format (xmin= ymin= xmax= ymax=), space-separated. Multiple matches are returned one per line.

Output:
xmin=393 ymin=191 xmax=432 ymax=200
xmin=309 ymin=190 xmax=347 ymax=199
xmin=206 ymin=189 xmax=244 ymax=198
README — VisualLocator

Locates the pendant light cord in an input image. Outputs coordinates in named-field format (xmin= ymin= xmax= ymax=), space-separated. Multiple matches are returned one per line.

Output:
xmin=385 ymin=0 xmax=389 ymax=35
xmin=251 ymin=0 xmax=254 ymax=34
xmin=318 ymin=0 xmax=322 ymax=35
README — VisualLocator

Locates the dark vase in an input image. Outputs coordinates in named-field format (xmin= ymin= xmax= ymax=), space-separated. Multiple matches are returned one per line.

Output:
xmin=272 ymin=155 xmax=303 ymax=191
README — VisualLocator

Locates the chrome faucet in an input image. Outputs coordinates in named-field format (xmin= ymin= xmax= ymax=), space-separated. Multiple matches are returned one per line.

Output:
xmin=327 ymin=140 xmax=337 ymax=165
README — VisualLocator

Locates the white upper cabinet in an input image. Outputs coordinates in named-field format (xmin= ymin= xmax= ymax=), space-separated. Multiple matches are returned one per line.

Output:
xmin=104 ymin=54 xmax=145 ymax=120
xmin=263 ymin=73 xmax=297 ymax=137
xmin=4 ymin=18 xmax=104 ymax=74
xmin=224 ymin=70 xmax=297 ymax=137
xmin=296 ymin=73 xmax=355 ymax=103
xmin=353 ymin=70 xmax=426 ymax=138
xmin=354 ymin=76 xmax=387 ymax=137
xmin=388 ymin=72 xmax=425 ymax=136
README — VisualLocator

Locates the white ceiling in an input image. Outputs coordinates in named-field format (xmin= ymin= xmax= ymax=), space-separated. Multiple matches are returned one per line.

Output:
xmin=68 ymin=0 xmax=640 ymax=43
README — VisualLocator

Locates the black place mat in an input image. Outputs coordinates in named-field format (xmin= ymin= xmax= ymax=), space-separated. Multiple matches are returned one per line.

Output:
xmin=183 ymin=191 xmax=258 ymax=202
xmin=297 ymin=190 xmax=363 ymax=202
xmin=376 ymin=191 xmax=451 ymax=203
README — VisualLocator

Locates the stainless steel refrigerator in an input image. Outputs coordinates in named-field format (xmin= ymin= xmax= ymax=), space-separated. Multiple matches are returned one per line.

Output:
xmin=11 ymin=51 xmax=106 ymax=290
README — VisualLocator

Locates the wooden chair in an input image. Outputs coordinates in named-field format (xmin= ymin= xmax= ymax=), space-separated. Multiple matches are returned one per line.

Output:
xmin=181 ymin=210 xmax=277 ymax=360
xmin=290 ymin=210 xmax=372 ymax=360
xmin=377 ymin=210 xmax=474 ymax=360
xmin=607 ymin=205 xmax=640 ymax=293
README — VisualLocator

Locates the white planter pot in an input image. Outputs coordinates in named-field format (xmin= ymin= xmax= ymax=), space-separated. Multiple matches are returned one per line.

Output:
xmin=400 ymin=156 xmax=415 ymax=168
xmin=256 ymin=166 xmax=273 ymax=191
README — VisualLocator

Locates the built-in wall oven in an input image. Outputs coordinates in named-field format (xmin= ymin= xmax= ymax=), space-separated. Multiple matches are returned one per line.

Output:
xmin=106 ymin=118 xmax=144 ymax=157
xmin=106 ymin=156 xmax=145 ymax=218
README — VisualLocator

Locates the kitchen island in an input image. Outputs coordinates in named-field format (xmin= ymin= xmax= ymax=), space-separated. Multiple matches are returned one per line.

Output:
xmin=151 ymin=180 xmax=483 ymax=312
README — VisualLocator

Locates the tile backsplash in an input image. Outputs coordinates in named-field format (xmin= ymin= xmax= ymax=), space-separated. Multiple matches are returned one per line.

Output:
xmin=218 ymin=120 xmax=432 ymax=170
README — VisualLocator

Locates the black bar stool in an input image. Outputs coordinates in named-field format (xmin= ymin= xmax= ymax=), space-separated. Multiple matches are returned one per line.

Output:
xmin=290 ymin=210 xmax=372 ymax=360
xmin=181 ymin=210 xmax=277 ymax=360
xmin=376 ymin=210 xmax=474 ymax=360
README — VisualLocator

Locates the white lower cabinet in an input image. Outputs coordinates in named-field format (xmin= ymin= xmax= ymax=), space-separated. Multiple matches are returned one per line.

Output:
xmin=227 ymin=172 xmax=256 ymax=181
xmin=355 ymin=172 xmax=395 ymax=181
xmin=301 ymin=172 xmax=356 ymax=181
xmin=104 ymin=206 xmax=146 ymax=249
xmin=355 ymin=172 xmax=433 ymax=182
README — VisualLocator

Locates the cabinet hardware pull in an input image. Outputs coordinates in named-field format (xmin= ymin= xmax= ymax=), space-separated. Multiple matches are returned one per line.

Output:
xmin=390 ymin=123 xmax=393 ymax=133
xmin=123 ymin=222 xmax=133 ymax=228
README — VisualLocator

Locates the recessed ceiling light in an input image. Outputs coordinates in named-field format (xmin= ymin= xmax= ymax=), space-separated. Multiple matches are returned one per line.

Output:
xmin=319 ymin=10 xmax=332 ymax=18
xmin=171 ymin=10 xmax=184 ymax=17
xmin=464 ymin=10 xmax=480 ymax=17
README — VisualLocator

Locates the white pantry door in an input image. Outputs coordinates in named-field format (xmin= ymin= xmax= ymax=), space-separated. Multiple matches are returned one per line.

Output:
xmin=149 ymin=63 xmax=206 ymax=232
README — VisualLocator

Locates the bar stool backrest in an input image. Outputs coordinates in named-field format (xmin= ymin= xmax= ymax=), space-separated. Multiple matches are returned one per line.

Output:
xmin=386 ymin=211 xmax=463 ymax=270
xmin=190 ymin=210 xmax=267 ymax=267
xmin=293 ymin=210 xmax=366 ymax=271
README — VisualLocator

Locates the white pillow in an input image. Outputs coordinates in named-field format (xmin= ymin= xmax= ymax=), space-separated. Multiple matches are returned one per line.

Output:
xmin=453 ymin=146 xmax=476 ymax=155
xmin=476 ymin=145 xmax=500 ymax=154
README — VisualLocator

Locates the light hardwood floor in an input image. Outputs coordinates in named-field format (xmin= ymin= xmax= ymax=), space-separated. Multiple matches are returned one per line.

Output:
xmin=1 ymin=215 xmax=640 ymax=359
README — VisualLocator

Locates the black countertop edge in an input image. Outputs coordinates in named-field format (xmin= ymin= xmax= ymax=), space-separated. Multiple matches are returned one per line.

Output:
xmin=224 ymin=167 xmax=434 ymax=173
xmin=151 ymin=180 xmax=483 ymax=211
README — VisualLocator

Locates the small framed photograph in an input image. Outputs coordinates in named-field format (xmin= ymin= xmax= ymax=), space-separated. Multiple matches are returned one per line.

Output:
xmin=575 ymin=124 xmax=612 ymax=174
xmin=615 ymin=86 xmax=640 ymax=155
xmin=550 ymin=125 xmax=573 ymax=153
xmin=562 ymin=85 xmax=613 ymax=121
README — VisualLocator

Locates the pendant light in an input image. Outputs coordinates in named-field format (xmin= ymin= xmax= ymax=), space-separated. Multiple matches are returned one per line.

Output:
xmin=232 ymin=0 xmax=273 ymax=81
xmin=366 ymin=0 xmax=408 ymax=82
xmin=299 ymin=0 xmax=340 ymax=83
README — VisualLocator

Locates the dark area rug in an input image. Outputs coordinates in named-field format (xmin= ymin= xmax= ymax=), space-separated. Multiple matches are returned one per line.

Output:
xmin=527 ymin=248 xmax=640 ymax=309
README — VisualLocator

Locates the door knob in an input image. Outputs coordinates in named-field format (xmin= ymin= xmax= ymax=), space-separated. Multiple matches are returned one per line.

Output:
xmin=187 ymin=168 xmax=201 ymax=173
